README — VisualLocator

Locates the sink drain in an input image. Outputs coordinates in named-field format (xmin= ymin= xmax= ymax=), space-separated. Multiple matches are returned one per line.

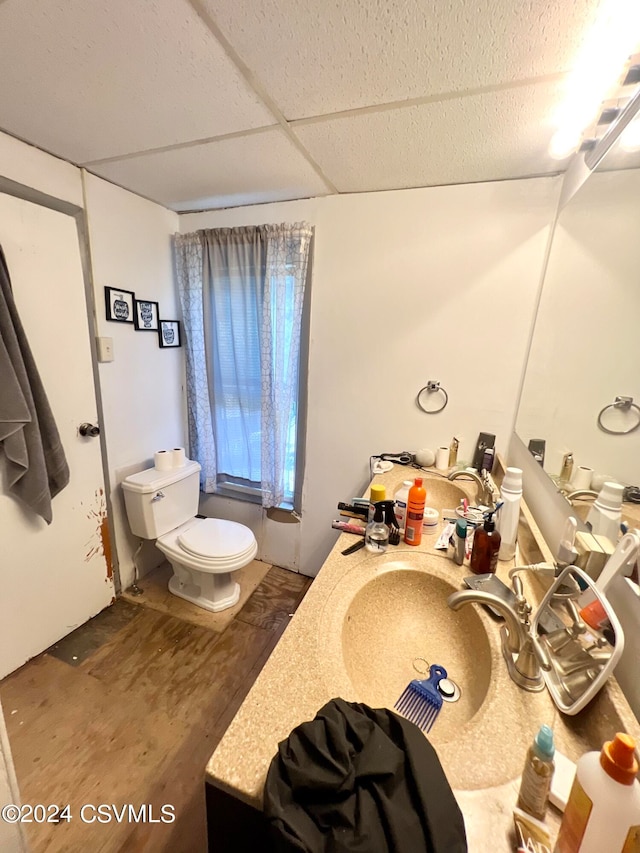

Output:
xmin=412 ymin=658 xmax=461 ymax=703
xmin=437 ymin=678 xmax=461 ymax=703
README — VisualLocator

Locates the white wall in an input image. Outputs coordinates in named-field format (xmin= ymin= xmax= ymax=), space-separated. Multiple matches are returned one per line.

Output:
xmin=182 ymin=176 xmax=561 ymax=575
xmin=83 ymin=173 xmax=184 ymax=589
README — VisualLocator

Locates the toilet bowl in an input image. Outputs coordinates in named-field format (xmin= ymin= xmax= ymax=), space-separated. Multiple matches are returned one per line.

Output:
xmin=121 ymin=459 xmax=258 ymax=613
xmin=157 ymin=517 xmax=258 ymax=612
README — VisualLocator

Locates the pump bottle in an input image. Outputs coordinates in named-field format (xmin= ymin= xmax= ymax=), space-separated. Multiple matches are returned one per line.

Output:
xmin=469 ymin=507 xmax=501 ymax=574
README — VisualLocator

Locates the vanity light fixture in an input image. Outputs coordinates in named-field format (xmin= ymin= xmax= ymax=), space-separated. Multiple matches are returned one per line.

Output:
xmin=584 ymin=85 xmax=640 ymax=168
xmin=619 ymin=111 xmax=640 ymax=150
xmin=548 ymin=0 xmax=640 ymax=160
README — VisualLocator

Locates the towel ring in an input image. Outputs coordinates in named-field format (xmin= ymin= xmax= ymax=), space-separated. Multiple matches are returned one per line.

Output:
xmin=416 ymin=380 xmax=449 ymax=414
xmin=597 ymin=396 xmax=640 ymax=435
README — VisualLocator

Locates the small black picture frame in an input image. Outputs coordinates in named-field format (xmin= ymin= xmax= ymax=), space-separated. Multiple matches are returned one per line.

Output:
xmin=105 ymin=286 xmax=135 ymax=323
xmin=158 ymin=320 xmax=181 ymax=348
xmin=134 ymin=299 xmax=159 ymax=331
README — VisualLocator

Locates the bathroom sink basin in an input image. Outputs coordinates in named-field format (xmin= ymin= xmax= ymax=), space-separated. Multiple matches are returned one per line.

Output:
xmin=318 ymin=549 xmax=566 ymax=791
xmin=341 ymin=567 xmax=492 ymax=743
xmin=420 ymin=478 xmax=469 ymax=511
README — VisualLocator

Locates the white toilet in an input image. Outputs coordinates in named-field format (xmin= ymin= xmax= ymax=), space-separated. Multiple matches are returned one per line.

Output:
xmin=122 ymin=459 xmax=258 ymax=612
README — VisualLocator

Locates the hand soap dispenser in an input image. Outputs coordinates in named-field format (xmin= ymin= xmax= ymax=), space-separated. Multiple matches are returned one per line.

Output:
xmin=469 ymin=506 xmax=502 ymax=574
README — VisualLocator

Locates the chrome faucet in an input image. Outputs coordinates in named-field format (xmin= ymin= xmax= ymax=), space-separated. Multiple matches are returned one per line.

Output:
xmin=447 ymin=469 xmax=496 ymax=508
xmin=447 ymin=588 xmax=551 ymax=692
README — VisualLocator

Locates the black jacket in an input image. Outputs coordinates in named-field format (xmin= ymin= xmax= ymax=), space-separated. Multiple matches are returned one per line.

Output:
xmin=264 ymin=698 xmax=467 ymax=852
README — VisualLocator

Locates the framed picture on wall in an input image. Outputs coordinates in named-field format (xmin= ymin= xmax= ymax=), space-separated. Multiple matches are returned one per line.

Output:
xmin=158 ymin=320 xmax=181 ymax=348
xmin=105 ymin=286 xmax=135 ymax=323
xmin=134 ymin=299 xmax=159 ymax=331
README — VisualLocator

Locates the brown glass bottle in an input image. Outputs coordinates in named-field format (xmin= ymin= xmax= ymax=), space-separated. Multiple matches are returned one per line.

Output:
xmin=469 ymin=515 xmax=501 ymax=574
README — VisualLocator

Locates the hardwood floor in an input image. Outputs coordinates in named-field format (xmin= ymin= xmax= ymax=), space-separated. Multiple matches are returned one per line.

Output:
xmin=0 ymin=564 xmax=311 ymax=853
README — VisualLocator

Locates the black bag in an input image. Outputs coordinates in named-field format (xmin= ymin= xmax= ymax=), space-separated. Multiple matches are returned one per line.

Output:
xmin=264 ymin=698 xmax=467 ymax=852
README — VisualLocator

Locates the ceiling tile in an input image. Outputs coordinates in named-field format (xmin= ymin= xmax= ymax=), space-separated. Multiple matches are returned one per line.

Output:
xmin=293 ymin=80 xmax=571 ymax=192
xmin=203 ymin=0 xmax=605 ymax=120
xmin=88 ymin=128 xmax=331 ymax=210
xmin=0 ymin=0 xmax=274 ymax=163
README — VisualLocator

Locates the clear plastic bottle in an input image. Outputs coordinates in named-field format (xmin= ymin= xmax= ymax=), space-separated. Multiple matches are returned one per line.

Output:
xmin=393 ymin=480 xmax=413 ymax=531
xmin=517 ymin=724 xmax=555 ymax=821
xmin=365 ymin=502 xmax=389 ymax=554
xmin=496 ymin=467 xmax=523 ymax=561
xmin=368 ymin=484 xmax=386 ymax=522
xmin=554 ymin=733 xmax=640 ymax=853
xmin=404 ymin=478 xmax=426 ymax=546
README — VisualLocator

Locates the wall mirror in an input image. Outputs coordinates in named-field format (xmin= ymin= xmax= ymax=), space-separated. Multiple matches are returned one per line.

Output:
xmin=532 ymin=566 xmax=624 ymax=715
xmin=515 ymin=107 xmax=640 ymax=525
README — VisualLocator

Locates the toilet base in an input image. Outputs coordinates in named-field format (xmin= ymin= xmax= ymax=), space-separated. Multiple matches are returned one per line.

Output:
xmin=168 ymin=570 xmax=240 ymax=613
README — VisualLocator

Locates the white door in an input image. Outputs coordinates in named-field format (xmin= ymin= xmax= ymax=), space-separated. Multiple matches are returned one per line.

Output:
xmin=0 ymin=192 xmax=114 ymax=679
xmin=0 ymin=698 xmax=27 ymax=853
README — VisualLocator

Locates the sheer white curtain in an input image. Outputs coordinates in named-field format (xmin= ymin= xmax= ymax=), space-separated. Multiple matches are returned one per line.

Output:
xmin=174 ymin=223 xmax=311 ymax=509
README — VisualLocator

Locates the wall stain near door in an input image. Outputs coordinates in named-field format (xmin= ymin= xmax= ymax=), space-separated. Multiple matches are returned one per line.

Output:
xmin=85 ymin=487 xmax=113 ymax=579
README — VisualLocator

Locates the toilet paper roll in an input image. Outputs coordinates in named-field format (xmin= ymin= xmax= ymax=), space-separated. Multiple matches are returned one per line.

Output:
xmin=154 ymin=450 xmax=172 ymax=471
xmin=435 ymin=446 xmax=450 ymax=470
xmin=571 ymin=465 xmax=594 ymax=491
xmin=172 ymin=447 xmax=186 ymax=467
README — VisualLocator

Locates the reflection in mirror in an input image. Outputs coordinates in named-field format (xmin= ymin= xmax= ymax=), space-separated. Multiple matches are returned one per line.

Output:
xmin=532 ymin=566 xmax=624 ymax=715
xmin=515 ymin=119 xmax=640 ymax=531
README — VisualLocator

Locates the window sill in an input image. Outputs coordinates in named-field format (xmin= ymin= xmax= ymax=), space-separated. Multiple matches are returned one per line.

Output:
xmin=212 ymin=481 xmax=296 ymax=515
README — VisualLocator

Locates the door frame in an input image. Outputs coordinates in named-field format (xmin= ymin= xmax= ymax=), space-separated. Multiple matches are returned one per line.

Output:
xmin=0 ymin=174 xmax=120 ymax=590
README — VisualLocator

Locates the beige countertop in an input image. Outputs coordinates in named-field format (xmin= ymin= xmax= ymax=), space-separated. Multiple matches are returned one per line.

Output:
xmin=206 ymin=464 xmax=640 ymax=851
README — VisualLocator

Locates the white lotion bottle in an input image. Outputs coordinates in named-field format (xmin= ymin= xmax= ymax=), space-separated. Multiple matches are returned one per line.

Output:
xmin=554 ymin=733 xmax=640 ymax=853
xmin=393 ymin=480 xmax=413 ymax=531
xmin=586 ymin=481 xmax=623 ymax=542
xmin=496 ymin=467 xmax=523 ymax=561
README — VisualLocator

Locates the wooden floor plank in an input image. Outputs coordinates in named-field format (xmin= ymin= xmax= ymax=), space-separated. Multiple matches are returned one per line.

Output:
xmin=237 ymin=565 xmax=311 ymax=632
xmin=82 ymin=609 xmax=274 ymax=729
xmin=0 ymin=564 xmax=309 ymax=853
xmin=0 ymin=656 xmax=187 ymax=852
xmin=121 ymin=559 xmax=271 ymax=634
xmin=46 ymin=599 xmax=140 ymax=667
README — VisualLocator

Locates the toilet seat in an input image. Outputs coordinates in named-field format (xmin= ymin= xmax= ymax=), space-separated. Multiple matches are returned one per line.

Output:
xmin=157 ymin=518 xmax=257 ymax=573
xmin=179 ymin=518 xmax=255 ymax=559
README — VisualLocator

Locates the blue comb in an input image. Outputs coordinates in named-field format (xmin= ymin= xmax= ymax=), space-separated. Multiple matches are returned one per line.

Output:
xmin=394 ymin=664 xmax=447 ymax=732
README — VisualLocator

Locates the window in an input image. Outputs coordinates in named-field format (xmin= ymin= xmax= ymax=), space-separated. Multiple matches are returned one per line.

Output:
xmin=175 ymin=223 xmax=312 ymax=510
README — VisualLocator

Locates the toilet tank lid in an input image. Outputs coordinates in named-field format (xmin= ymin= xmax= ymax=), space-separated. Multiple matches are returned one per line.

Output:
xmin=121 ymin=460 xmax=201 ymax=494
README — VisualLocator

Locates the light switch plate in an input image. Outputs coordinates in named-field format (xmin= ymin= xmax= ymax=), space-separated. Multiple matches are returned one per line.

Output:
xmin=97 ymin=336 xmax=114 ymax=362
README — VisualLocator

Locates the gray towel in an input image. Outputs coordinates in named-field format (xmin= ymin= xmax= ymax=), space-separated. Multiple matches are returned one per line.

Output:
xmin=0 ymin=245 xmax=69 ymax=523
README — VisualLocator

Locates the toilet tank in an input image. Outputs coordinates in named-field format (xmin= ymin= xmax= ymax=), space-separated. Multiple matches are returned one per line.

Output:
xmin=122 ymin=460 xmax=201 ymax=539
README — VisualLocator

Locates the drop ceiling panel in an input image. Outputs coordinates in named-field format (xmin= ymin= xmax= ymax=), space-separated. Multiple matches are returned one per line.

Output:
xmin=293 ymin=80 xmax=569 ymax=192
xmin=203 ymin=0 xmax=604 ymax=120
xmin=88 ymin=128 xmax=331 ymax=210
xmin=0 ymin=0 xmax=274 ymax=163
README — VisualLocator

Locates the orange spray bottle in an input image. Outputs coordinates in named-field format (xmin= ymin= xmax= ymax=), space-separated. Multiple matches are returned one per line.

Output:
xmin=404 ymin=478 xmax=427 ymax=546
